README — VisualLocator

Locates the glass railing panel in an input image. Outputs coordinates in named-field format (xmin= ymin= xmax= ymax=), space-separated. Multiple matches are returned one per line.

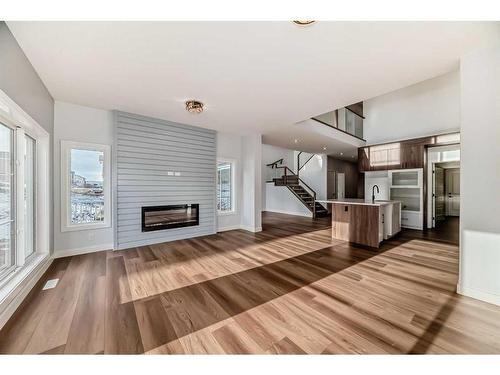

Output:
xmin=266 ymin=165 xmax=284 ymax=182
xmin=312 ymin=107 xmax=364 ymax=139
xmin=312 ymin=111 xmax=336 ymax=127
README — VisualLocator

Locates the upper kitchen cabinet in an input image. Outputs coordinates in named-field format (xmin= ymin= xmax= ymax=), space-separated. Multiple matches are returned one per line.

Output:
xmin=358 ymin=133 xmax=458 ymax=172
xmin=358 ymin=142 xmax=405 ymax=171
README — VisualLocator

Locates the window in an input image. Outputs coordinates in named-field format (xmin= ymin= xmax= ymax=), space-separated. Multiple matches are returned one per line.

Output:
xmin=0 ymin=123 xmax=14 ymax=278
xmin=0 ymin=89 xmax=50 ymax=298
xmin=217 ymin=160 xmax=235 ymax=214
xmin=0 ymin=122 xmax=42 ymax=283
xmin=61 ymin=141 xmax=111 ymax=231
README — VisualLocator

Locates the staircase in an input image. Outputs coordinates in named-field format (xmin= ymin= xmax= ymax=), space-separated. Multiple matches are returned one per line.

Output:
xmin=268 ymin=163 xmax=328 ymax=218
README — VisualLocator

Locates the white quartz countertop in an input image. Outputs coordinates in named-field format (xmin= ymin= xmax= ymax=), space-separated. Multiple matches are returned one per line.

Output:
xmin=316 ymin=198 xmax=401 ymax=207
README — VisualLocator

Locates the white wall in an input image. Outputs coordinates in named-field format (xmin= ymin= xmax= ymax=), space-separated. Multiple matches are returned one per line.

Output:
xmin=241 ymin=134 xmax=262 ymax=232
xmin=298 ymin=154 xmax=327 ymax=201
xmin=364 ymin=171 xmax=390 ymax=201
xmin=262 ymin=144 xmax=295 ymax=211
xmin=216 ymin=132 xmax=243 ymax=232
xmin=458 ymin=42 xmax=500 ymax=306
xmin=265 ymin=185 xmax=312 ymax=217
xmin=53 ymin=101 xmax=114 ymax=257
xmin=364 ymin=70 xmax=460 ymax=145
xmin=426 ymin=145 xmax=461 ymax=228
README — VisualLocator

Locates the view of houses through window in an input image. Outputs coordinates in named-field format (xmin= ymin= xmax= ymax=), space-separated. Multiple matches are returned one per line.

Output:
xmin=70 ymin=149 xmax=105 ymax=224
xmin=217 ymin=161 xmax=233 ymax=212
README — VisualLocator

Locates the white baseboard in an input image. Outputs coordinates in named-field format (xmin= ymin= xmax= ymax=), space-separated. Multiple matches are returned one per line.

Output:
xmin=53 ymin=243 xmax=114 ymax=258
xmin=0 ymin=256 xmax=53 ymax=330
xmin=240 ymin=225 xmax=262 ymax=233
xmin=217 ymin=224 xmax=243 ymax=232
xmin=263 ymin=209 xmax=312 ymax=218
xmin=457 ymin=283 xmax=500 ymax=306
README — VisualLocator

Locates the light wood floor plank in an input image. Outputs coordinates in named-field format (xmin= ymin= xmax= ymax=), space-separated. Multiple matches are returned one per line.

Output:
xmin=2 ymin=213 xmax=500 ymax=354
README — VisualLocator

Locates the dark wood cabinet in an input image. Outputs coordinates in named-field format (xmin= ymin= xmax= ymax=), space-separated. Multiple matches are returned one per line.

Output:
xmin=358 ymin=147 xmax=370 ymax=172
xmin=358 ymin=135 xmax=440 ymax=172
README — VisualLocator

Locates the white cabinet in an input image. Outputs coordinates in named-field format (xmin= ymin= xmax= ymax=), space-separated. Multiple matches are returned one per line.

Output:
xmin=389 ymin=168 xmax=423 ymax=230
xmin=382 ymin=202 xmax=401 ymax=239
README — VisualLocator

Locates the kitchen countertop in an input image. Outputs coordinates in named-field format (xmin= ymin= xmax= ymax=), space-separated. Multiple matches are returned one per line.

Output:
xmin=316 ymin=198 xmax=401 ymax=207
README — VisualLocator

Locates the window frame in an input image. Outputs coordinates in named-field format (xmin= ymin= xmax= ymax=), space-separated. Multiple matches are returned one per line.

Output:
xmin=23 ymin=134 xmax=37 ymax=262
xmin=0 ymin=88 xmax=50 ymax=292
xmin=60 ymin=141 xmax=111 ymax=232
xmin=216 ymin=158 xmax=236 ymax=216
xmin=0 ymin=121 xmax=16 ymax=281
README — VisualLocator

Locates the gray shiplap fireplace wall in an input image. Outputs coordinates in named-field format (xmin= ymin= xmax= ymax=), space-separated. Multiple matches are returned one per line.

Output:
xmin=113 ymin=111 xmax=216 ymax=250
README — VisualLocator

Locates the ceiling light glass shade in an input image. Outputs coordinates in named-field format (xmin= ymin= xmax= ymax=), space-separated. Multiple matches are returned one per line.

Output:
xmin=292 ymin=21 xmax=316 ymax=26
xmin=185 ymin=100 xmax=204 ymax=114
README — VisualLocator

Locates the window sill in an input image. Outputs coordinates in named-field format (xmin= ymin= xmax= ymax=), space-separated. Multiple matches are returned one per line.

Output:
xmin=218 ymin=210 xmax=238 ymax=216
xmin=0 ymin=252 xmax=50 ymax=309
xmin=61 ymin=222 xmax=111 ymax=232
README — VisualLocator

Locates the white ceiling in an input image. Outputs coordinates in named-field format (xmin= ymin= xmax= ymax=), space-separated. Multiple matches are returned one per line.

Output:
xmin=7 ymin=21 xmax=500 ymax=153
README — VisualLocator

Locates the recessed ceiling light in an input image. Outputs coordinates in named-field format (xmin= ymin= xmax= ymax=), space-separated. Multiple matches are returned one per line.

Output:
xmin=292 ymin=21 xmax=316 ymax=26
xmin=185 ymin=100 xmax=204 ymax=114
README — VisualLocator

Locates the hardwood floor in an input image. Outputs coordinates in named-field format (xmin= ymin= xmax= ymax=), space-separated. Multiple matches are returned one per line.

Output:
xmin=1 ymin=212 xmax=499 ymax=354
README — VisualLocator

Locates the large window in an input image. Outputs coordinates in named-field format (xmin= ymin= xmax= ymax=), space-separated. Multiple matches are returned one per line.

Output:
xmin=0 ymin=122 xmax=43 ymax=284
xmin=0 ymin=123 xmax=14 ymax=278
xmin=0 ymin=89 xmax=50 ymax=298
xmin=61 ymin=141 xmax=111 ymax=231
xmin=217 ymin=160 xmax=235 ymax=214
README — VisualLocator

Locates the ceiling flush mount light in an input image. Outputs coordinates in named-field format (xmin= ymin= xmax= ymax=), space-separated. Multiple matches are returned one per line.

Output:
xmin=185 ymin=100 xmax=204 ymax=114
xmin=292 ymin=20 xmax=316 ymax=26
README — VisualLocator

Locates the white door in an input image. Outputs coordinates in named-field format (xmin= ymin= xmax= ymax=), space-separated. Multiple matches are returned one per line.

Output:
xmin=337 ymin=173 xmax=345 ymax=199
xmin=445 ymin=168 xmax=460 ymax=216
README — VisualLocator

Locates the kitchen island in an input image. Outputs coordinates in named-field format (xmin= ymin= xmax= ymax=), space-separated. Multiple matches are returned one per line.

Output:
xmin=317 ymin=199 xmax=401 ymax=248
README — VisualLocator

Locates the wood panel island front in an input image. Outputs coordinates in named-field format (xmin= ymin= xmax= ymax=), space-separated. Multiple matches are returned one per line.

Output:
xmin=317 ymin=199 xmax=401 ymax=248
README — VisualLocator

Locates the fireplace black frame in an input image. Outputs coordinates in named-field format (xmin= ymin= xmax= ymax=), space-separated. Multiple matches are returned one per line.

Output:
xmin=141 ymin=204 xmax=200 ymax=232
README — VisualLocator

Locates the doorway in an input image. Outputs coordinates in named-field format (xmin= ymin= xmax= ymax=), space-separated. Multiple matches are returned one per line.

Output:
xmin=445 ymin=168 xmax=460 ymax=216
xmin=432 ymin=161 xmax=460 ymax=229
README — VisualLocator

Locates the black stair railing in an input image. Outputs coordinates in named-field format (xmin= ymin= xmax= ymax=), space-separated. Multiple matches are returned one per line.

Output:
xmin=272 ymin=166 xmax=318 ymax=218
xmin=296 ymin=152 xmax=315 ymax=177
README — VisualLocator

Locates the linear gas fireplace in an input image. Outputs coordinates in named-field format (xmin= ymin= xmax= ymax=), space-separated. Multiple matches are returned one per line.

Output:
xmin=141 ymin=204 xmax=199 ymax=232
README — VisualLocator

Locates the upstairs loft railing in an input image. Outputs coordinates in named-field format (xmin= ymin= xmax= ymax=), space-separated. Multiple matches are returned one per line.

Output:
xmin=312 ymin=107 xmax=365 ymax=141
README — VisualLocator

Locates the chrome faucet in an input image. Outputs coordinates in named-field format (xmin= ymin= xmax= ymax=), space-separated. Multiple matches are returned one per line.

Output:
xmin=372 ymin=184 xmax=380 ymax=203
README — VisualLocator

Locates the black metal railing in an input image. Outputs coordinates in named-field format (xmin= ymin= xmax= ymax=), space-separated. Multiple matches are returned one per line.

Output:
xmin=268 ymin=165 xmax=318 ymax=218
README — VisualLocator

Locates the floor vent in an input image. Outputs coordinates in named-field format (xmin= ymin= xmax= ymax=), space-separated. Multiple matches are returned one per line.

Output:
xmin=42 ymin=279 xmax=59 ymax=290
